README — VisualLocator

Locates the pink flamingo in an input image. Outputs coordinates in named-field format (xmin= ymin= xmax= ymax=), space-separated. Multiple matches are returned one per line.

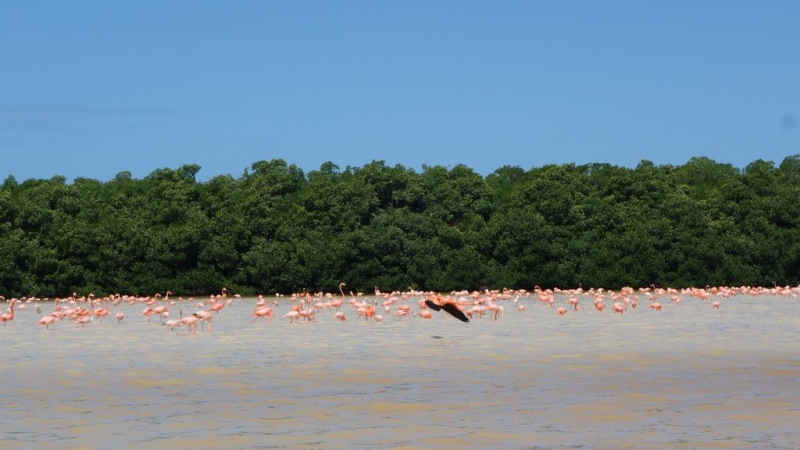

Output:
xmin=164 ymin=319 xmax=182 ymax=332
xmin=209 ymin=302 xmax=224 ymax=314
xmin=393 ymin=309 xmax=410 ymax=320
xmin=94 ymin=307 xmax=110 ymax=322
xmin=38 ymin=314 xmax=58 ymax=329
xmin=355 ymin=306 xmax=367 ymax=321
xmin=179 ymin=315 xmax=199 ymax=335
xmin=299 ymin=307 xmax=316 ymax=322
xmin=152 ymin=304 xmax=169 ymax=322
xmin=650 ymin=302 xmax=662 ymax=311
xmin=416 ymin=309 xmax=433 ymax=319
xmin=141 ymin=307 xmax=157 ymax=322
xmin=193 ymin=310 xmax=212 ymax=330
xmin=252 ymin=305 xmax=276 ymax=322
xmin=556 ymin=307 xmax=567 ymax=316
xmin=0 ymin=299 xmax=16 ymax=325
xmin=75 ymin=314 xmax=92 ymax=327
xmin=365 ymin=299 xmax=377 ymax=322
xmin=282 ymin=310 xmax=301 ymax=323
xmin=567 ymin=296 xmax=580 ymax=311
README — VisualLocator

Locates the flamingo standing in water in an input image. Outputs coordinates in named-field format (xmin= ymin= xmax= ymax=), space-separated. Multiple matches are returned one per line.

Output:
xmin=252 ymin=306 xmax=269 ymax=322
xmin=94 ymin=306 xmax=110 ymax=322
xmin=38 ymin=314 xmax=58 ymax=329
xmin=75 ymin=313 xmax=93 ymax=327
xmin=209 ymin=301 xmax=225 ymax=314
xmin=252 ymin=303 xmax=277 ymax=322
xmin=141 ymin=307 xmax=157 ymax=322
xmin=364 ymin=299 xmax=377 ymax=322
xmin=193 ymin=310 xmax=212 ymax=331
xmin=0 ymin=299 xmax=16 ymax=325
xmin=330 ymin=282 xmax=347 ymax=311
xmin=179 ymin=315 xmax=199 ymax=335
xmin=282 ymin=310 xmax=301 ymax=323
xmin=164 ymin=319 xmax=182 ymax=332
xmin=567 ymin=296 xmax=580 ymax=311
xmin=151 ymin=303 xmax=169 ymax=323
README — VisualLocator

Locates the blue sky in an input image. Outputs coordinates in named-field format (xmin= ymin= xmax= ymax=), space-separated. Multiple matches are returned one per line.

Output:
xmin=2 ymin=1 xmax=798 ymax=182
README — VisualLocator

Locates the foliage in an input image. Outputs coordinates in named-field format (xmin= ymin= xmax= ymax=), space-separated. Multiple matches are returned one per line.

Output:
xmin=1 ymin=156 xmax=799 ymax=297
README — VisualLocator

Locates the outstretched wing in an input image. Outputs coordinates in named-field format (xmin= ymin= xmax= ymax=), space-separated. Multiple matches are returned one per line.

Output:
xmin=441 ymin=303 xmax=470 ymax=323
xmin=425 ymin=299 xmax=442 ymax=311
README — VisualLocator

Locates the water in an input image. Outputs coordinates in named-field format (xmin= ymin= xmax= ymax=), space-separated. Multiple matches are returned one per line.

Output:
xmin=2 ymin=293 xmax=799 ymax=449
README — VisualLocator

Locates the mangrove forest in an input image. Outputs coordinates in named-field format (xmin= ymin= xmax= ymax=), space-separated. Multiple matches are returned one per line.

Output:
xmin=1 ymin=156 xmax=799 ymax=297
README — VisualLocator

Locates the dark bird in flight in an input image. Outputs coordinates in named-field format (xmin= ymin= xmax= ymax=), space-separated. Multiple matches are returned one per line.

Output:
xmin=425 ymin=295 xmax=469 ymax=323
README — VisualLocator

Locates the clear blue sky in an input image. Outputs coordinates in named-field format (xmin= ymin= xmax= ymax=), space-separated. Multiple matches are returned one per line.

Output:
xmin=2 ymin=1 xmax=798 ymax=182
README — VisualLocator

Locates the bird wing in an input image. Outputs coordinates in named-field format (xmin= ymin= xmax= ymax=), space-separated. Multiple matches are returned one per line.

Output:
xmin=424 ymin=299 xmax=442 ymax=311
xmin=441 ymin=302 xmax=470 ymax=323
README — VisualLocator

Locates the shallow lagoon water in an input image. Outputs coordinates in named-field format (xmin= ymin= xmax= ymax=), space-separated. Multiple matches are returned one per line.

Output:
xmin=2 ymin=293 xmax=799 ymax=449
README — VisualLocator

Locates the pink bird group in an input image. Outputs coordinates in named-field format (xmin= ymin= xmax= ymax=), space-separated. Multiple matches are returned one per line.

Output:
xmin=1 ymin=283 xmax=796 ymax=334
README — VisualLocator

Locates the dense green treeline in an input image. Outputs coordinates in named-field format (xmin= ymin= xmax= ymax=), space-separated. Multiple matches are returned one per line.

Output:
xmin=2 ymin=156 xmax=799 ymax=297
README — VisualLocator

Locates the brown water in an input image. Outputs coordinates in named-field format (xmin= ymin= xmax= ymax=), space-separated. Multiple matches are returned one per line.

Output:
xmin=2 ymin=294 xmax=799 ymax=449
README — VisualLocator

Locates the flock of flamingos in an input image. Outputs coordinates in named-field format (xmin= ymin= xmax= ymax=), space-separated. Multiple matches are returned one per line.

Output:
xmin=1 ymin=283 xmax=798 ymax=334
